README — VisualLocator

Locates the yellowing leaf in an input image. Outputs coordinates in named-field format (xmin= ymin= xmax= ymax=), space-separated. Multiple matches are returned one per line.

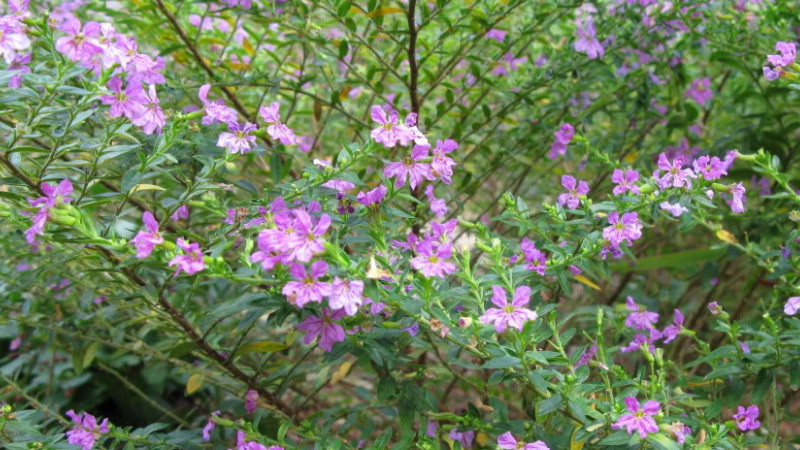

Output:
xmin=130 ymin=184 xmax=165 ymax=193
xmin=331 ymin=361 xmax=353 ymax=385
xmin=573 ymin=275 xmax=601 ymax=291
xmin=186 ymin=373 xmax=204 ymax=394
xmin=365 ymin=7 xmax=405 ymax=17
xmin=237 ymin=341 xmax=288 ymax=354
xmin=243 ymin=38 xmax=255 ymax=56
xmin=570 ymin=426 xmax=585 ymax=450
xmin=716 ymin=229 xmax=738 ymax=244
xmin=366 ymin=255 xmax=391 ymax=279
xmin=475 ymin=432 xmax=489 ymax=446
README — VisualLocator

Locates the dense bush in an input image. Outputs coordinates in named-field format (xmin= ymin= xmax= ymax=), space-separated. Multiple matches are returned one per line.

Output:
xmin=1 ymin=0 xmax=800 ymax=448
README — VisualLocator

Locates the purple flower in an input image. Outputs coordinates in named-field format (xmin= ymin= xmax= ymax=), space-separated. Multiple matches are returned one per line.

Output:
xmin=739 ymin=341 xmax=751 ymax=354
xmin=611 ymin=169 xmax=640 ymax=195
xmin=297 ymin=307 xmax=346 ymax=351
xmin=548 ymin=123 xmax=575 ymax=159
xmin=492 ymin=52 xmax=527 ymax=77
xmin=575 ymin=344 xmax=597 ymax=368
xmin=259 ymin=103 xmax=296 ymax=145
xmin=357 ymin=185 xmax=387 ymax=206
xmin=383 ymin=144 xmax=433 ymax=189
xmin=660 ymin=201 xmax=688 ymax=217
xmin=286 ymin=209 xmax=331 ymax=262
xmin=245 ymin=389 xmax=258 ymax=414
xmin=131 ymin=84 xmax=165 ymax=135
xmin=131 ymin=211 xmax=163 ymax=258
xmin=0 ymin=18 xmax=30 ymax=65
xmin=448 ymin=429 xmax=475 ymax=449
xmin=25 ymin=179 xmax=73 ymax=245
xmin=100 ymin=77 xmax=147 ymax=120
xmin=733 ymin=405 xmax=760 ymax=431
xmin=602 ymin=212 xmax=643 ymax=248
xmin=282 ymin=261 xmax=331 ymax=307
xmin=625 ymin=297 xmax=659 ymax=331
xmin=653 ymin=153 xmax=695 ymax=190
xmin=198 ymin=84 xmax=238 ymax=126
xmin=321 ymin=180 xmax=355 ymax=193
xmin=65 ymin=410 xmax=110 ymax=450
xmin=425 ymin=184 xmax=448 ymax=218
xmin=430 ymin=139 xmax=458 ymax=184
xmin=486 ymin=28 xmax=507 ymax=41
xmin=520 ymin=238 xmax=547 ymax=275
xmin=611 ymin=397 xmax=660 ymax=438
xmin=231 ymin=431 xmax=268 ymax=450
xmin=728 ymin=182 xmax=747 ymax=213
xmin=329 ymin=278 xmax=365 ymax=316
xmin=692 ymin=155 xmax=727 ymax=181
xmin=202 ymin=411 xmax=219 ymax=441
xmin=767 ymin=41 xmax=796 ymax=67
xmin=686 ymin=77 xmax=713 ymax=107
xmin=708 ymin=301 xmax=722 ymax=316
xmin=557 ymin=175 xmax=589 ymax=209
xmin=217 ymin=122 xmax=258 ymax=154
xmin=370 ymin=105 xmax=417 ymax=148
xmin=574 ymin=15 xmax=604 ymax=59
xmin=410 ymin=240 xmax=456 ymax=278
xmin=661 ymin=309 xmax=684 ymax=343
xmin=171 ymin=205 xmax=189 ymax=222
xmin=404 ymin=322 xmax=420 ymax=337
xmin=763 ymin=66 xmax=781 ymax=81
xmin=785 ymin=297 xmax=800 ymax=315
xmin=479 ymin=285 xmax=539 ymax=333
xmin=168 ymin=238 xmax=205 ymax=275
xmin=620 ymin=330 xmax=660 ymax=354
xmin=426 ymin=420 xmax=439 ymax=438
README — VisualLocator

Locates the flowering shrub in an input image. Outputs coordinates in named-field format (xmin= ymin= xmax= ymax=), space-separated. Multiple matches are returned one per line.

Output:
xmin=2 ymin=0 xmax=800 ymax=449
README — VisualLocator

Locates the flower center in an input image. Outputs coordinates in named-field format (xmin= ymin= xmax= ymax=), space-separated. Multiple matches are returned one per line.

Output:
xmin=504 ymin=305 xmax=516 ymax=314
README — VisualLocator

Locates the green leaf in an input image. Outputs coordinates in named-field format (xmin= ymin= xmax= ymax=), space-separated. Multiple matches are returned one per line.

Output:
xmin=481 ymin=355 xmax=522 ymax=369
xmin=648 ymin=433 xmax=680 ymax=450
xmin=597 ymin=431 xmax=634 ymax=446
xmin=610 ymin=248 xmax=725 ymax=272
xmin=537 ymin=393 xmax=562 ymax=416
xmin=751 ymin=368 xmax=772 ymax=404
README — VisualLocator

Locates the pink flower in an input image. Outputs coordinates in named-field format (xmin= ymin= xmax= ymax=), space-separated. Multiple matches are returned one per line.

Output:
xmin=131 ymin=84 xmax=165 ymax=135
xmin=383 ymin=144 xmax=433 ymax=189
xmin=198 ymin=84 xmax=238 ymax=126
xmin=497 ymin=432 xmax=549 ymax=450
xmin=55 ymin=17 xmax=103 ymax=63
xmin=168 ymin=238 xmax=205 ymax=275
xmin=479 ymin=285 xmax=538 ymax=333
xmin=557 ymin=175 xmax=589 ymax=209
xmin=733 ymin=405 xmax=760 ymax=431
xmin=602 ymin=212 xmax=643 ymax=248
xmin=329 ymin=278 xmax=365 ymax=316
xmin=449 ymin=429 xmax=475 ymax=449
xmin=785 ymin=297 xmax=800 ymax=315
xmin=286 ymin=210 xmax=331 ymax=263
xmin=767 ymin=41 xmax=796 ymax=67
xmin=0 ymin=18 xmax=30 ymax=65
xmin=25 ymin=179 xmax=73 ymax=245
xmin=410 ymin=240 xmax=456 ymax=278
xmin=370 ymin=105 xmax=416 ymax=148
xmin=425 ymin=184 xmax=448 ymax=218
xmin=282 ymin=261 xmax=331 ymax=307
xmin=611 ymin=169 xmax=640 ymax=195
xmin=492 ymin=52 xmax=527 ymax=76
xmin=131 ymin=211 xmax=163 ymax=258
xmin=65 ymin=410 xmax=110 ymax=450
xmin=611 ymin=397 xmax=659 ymax=438
xmin=217 ymin=122 xmax=258 ymax=154
xmin=259 ymin=102 xmax=296 ymax=145
xmin=727 ymin=182 xmax=747 ymax=213
xmin=686 ymin=77 xmax=713 ymax=107
xmin=297 ymin=307 xmax=346 ymax=351
xmin=100 ymin=77 xmax=147 ymax=119
xmin=653 ymin=153 xmax=695 ymax=190
xmin=574 ymin=16 xmax=604 ymax=59
xmin=669 ymin=422 xmax=691 ymax=444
